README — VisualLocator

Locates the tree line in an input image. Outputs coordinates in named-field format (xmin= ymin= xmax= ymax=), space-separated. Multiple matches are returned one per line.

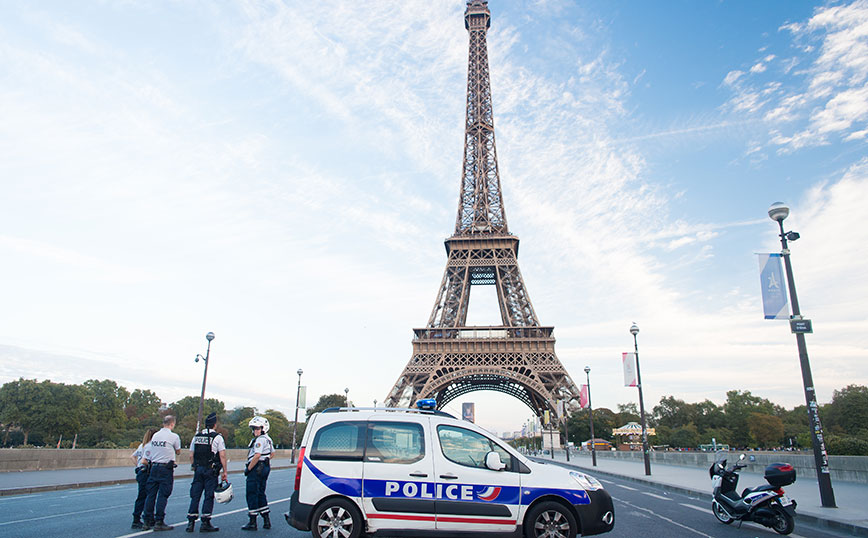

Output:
xmin=545 ymin=386 xmax=868 ymax=456
xmin=0 ymin=378 xmax=344 ymax=450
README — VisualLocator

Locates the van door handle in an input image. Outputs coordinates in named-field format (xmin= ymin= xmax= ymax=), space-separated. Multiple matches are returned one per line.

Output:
xmin=409 ymin=472 xmax=428 ymax=478
xmin=439 ymin=473 xmax=458 ymax=480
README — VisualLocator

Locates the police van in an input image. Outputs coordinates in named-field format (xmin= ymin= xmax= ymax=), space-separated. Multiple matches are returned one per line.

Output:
xmin=286 ymin=401 xmax=615 ymax=538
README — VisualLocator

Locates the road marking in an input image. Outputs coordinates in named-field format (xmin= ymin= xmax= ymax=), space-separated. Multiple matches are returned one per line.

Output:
xmin=614 ymin=497 xmax=715 ymax=537
xmin=613 ymin=483 xmax=638 ymax=491
xmin=113 ymin=496 xmax=291 ymax=538
xmin=743 ymin=521 xmax=808 ymax=538
xmin=680 ymin=502 xmax=708 ymax=513
xmin=0 ymin=503 xmax=128 ymax=525
xmin=641 ymin=491 xmax=671 ymax=501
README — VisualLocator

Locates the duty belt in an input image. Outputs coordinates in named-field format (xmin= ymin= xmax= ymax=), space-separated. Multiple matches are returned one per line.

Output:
xmin=151 ymin=462 xmax=175 ymax=466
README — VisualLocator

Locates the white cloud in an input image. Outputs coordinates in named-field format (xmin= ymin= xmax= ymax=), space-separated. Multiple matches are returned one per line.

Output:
xmin=724 ymin=0 xmax=868 ymax=150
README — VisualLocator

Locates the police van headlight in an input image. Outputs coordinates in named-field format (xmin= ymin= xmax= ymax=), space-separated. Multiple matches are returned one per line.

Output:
xmin=570 ymin=471 xmax=602 ymax=491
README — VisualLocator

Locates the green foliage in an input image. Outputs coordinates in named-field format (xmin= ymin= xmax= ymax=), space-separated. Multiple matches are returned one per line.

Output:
xmin=306 ymin=394 xmax=348 ymax=418
xmin=669 ymin=424 xmax=699 ymax=449
xmin=826 ymin=434 xmax=868 ymax=456
xmin=823 ymin=385 xmax=868 ymax=437
xmin=747 ymin=413 xmax=784 ymax=448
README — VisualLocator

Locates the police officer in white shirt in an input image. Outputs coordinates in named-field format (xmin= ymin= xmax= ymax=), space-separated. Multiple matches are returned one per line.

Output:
xmin=241 ymin=416 xmax=274 ymax=531
xmin=142 ymin=415 xmax=182 ymax=531
xmin=130 ymin=427 xmax=159 ymax=529
xmin=186 ymin=412 xmax=228 ymax=533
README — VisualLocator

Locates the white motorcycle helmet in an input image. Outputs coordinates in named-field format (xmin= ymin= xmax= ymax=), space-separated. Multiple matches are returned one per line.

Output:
xmin=215 ymin=480 xmax=233 ymax=504
xmin=249 ymin=416 xmax=270 ymax=434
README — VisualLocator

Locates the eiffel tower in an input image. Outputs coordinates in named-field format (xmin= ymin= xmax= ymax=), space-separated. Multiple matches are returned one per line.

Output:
xmin=385 ymin=0 xmax=581 ymax=421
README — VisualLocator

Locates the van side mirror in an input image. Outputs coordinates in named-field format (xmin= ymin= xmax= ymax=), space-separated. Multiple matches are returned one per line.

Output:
xmin=485 ymin=451 xmax=506 ymax=471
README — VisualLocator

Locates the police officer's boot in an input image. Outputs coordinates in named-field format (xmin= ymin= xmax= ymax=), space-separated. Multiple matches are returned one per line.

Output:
xmin=153 ymin=519 xmax=174 ymax=531
xmin=199 ymin=518 xmax=219 ymax=533
xmin=131 ymin=516 xmax=143 ymax=530
xmin=261 ymin=512 xmax=271 ymax=529
xmin=143 ymin=519 xmax=155 ymax=531
xmin=241 ymin=514 xmax=257 ymax=531
xmin=186 ymin=516 xmax=196 ymax=532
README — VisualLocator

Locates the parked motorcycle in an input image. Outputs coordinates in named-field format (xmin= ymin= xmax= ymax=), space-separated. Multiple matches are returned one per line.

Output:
xmin=709 ymin=454 xmax=797 ymax=535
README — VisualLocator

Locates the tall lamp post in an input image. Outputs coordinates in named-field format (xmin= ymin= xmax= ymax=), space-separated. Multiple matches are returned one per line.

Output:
xmin=768 ymin=202 xmax=836 ymax=508
xmin=291 ymin=369 xmax=303 ymax=464
xmin=344 ymin=387 xmax=350 ymax=408
xmin=561 ymin=400 xmax=570 ymax=461
xmin=584 ymin=366 xmax=597 ymax=467
xmin=194 ymin=332 xmax=215 ymax=434
xmin=630 ymin=323 xmax=652 ymax=476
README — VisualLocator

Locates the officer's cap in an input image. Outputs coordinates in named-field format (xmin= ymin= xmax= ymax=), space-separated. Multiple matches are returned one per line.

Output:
xmin=205 ymin=412 xmax=217 ymax=427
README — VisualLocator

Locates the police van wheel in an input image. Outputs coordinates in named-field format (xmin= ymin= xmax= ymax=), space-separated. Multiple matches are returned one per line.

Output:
xmin=524 ymin=501 xmax=577 ymax=538
xmin=312 ymin=498 xmax=363 ymax=538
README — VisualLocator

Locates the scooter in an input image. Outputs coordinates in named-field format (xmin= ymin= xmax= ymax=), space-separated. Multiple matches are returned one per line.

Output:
xmin=709 ymin=454 xmax=797 ymax=535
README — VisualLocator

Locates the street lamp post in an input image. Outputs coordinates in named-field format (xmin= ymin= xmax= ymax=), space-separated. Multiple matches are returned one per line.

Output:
xmin=768 ymin=202 xmax=836 ymax=508
xmin=585 ymin=366 xmax=597 ymax=467
xmin=291 ymin=368 xmax=303 ymax=464
xmin=630 ymin=323 xmax=652 ymax=476
xmin=194 ymin=332 xmax=215 ymax=434
xmin=344 ymin=387 xmax=350 ymax=408
xmin=561 ymin=400 xmax=570 ymax=461
xmin=373 ymin=399 xmax=377 ymax=409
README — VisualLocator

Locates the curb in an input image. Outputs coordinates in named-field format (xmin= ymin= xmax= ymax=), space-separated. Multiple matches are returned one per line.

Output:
xmin=530 ymin=457 xmax=868 ymax=537
xmin=0 ymin=463 xmax=293 ymax=498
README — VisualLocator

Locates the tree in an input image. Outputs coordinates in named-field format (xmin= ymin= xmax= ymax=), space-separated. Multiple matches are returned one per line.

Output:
xmin=306 ymin=394 xmax=347 ymax=418
xmin=616 ymin=403 xmax=639 ymax=424
xmin=0 ymin=378 xmax=51 ymax=445
xmin=823 ymin=385 xmax=868 ymax=437
xmin=83 ymin=379 xmax=129 ymax=442
xmin=262 ymin=409 xmax=291 ymax=448
xmin=669 ymin=424 xmax=700 ymax=449
xmin=653 ymin=396 xmax=693 ymax=430
xmin=41 ymin=383 xmax=91 ymax=443
xmin=748 ymin=413 xmax=785 ymax=448
xmin=723 ymin=390 xmax=783 ymax=447
xmin=125 ymin=389 xmax=162 ymax=426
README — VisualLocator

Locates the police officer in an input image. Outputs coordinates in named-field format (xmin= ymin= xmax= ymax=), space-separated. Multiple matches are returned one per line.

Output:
xmin=241 ymin=416 xmax=273 ymax=531
xmin=142 ymin=415 xmax=182 ymax=531
xmin=186 ymin=412 xmax=228 ymax=533
xmin=131 ymin=428 xmax=159 ymax=529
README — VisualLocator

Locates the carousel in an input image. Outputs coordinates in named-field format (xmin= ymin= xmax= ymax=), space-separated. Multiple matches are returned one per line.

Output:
xmin=612 ymin=422 xmax=656 ymax=450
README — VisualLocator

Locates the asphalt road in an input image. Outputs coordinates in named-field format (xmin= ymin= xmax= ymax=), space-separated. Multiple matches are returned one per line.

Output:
xmin=0 ymin=467 xmax=850 ymax=538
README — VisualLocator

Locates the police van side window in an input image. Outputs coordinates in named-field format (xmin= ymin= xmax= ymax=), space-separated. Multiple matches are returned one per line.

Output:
xmin=366 ymin=422 xmax=424 ymax=464
xmin=437 ymin=425 xmax=514 ymax=471
xmin=310 ymin=421 xmax=366 ymax=461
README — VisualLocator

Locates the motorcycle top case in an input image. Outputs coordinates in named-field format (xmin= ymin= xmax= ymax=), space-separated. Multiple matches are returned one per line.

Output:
xmin=764 ymin=463 xmax=796 ymax=487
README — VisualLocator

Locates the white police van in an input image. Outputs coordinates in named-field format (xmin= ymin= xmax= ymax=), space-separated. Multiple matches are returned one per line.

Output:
xmin=286 ymin=400 xmax=614 ymax=538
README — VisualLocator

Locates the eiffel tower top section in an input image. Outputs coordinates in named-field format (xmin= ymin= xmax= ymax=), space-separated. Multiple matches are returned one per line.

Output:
xmin=454 ymin=0 xmax=508 ymax=237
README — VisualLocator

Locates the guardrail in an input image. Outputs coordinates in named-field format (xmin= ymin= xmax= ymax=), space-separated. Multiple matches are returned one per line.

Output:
xmin=556 ymin=448 xmax=868 ymax=484
xmin=0 ymin=448 xmax=293 ymax=472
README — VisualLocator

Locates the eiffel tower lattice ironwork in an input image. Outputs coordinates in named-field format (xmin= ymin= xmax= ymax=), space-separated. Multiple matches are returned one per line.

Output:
xmin=385 ymin=0 xmax=582 ymax=420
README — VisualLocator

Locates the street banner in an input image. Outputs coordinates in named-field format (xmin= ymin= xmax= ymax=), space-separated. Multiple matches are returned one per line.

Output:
xmin=556 ymin=400 xmax=565 ymax=417
xmin=298 ymin=386 xmax=307 ymax=408
xmin=543 ymin=410 xmax=551 ymax=426
xmin=579 ymin=384 xmax=589 ymax=409
xmin=622 ymin=352 xmax=637 ymax=387
xmin=757 ymin=253 xmax=789 ymax=320
xmin=462 ymin=402 xmax=475 ymax=423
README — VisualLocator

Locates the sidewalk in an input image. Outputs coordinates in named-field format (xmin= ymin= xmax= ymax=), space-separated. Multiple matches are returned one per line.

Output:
xmin=0 ymin=458 xmax=293 ymax=497
xmin=532 ymin=451 xmax=868 ymax=537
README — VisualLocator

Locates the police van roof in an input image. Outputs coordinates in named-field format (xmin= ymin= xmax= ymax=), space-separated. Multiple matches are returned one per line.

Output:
xmin=321 ymin=406 xmax=456 ymax=419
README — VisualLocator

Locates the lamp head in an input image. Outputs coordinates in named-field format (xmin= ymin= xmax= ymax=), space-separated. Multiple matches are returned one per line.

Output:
xmin=768 ymin=202 xmax=790 ymax=223
xmin=584 ymin=366 xmax=590 ymax=374
xmin=297 ymin=368 xmax=303 ymax=376
xmin=630 ymin=323 xmax=639 ymax=336
xmin=206 ymin=332 xmax=215 ymax=342
xmin=195 ymin=354 xmax=205 ymax=363
xmin=344 ymin=387 xmax=349 ymax=394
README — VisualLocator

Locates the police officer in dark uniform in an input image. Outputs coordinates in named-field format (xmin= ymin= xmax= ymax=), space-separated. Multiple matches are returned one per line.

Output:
xmin=142 ymin=414 xmax=182 ymax=531
xmin=186 ymin=412 xmax=228 ymax=532
xmin=241 ymin=416 xmax=273 ymax=531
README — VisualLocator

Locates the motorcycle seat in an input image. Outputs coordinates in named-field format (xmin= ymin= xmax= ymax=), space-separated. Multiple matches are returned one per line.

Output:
xmin=741 ymin=484 xmax=776 ymax=497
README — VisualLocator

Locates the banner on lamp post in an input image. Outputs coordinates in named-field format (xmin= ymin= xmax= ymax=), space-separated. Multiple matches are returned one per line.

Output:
xmin=622 ymin=352 xmax=637 ymax=387
xmin=757 ymin=253 xmax=789 ymax=320
xmin=579 ymin=384 xmax=589 ymax=409
xmin=298 ymin=386 xmax=307 ymax=408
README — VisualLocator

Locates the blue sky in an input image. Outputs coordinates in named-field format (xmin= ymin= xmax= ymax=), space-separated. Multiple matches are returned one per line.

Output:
xmin=1 ymin=1 xmax=866 ymax=435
